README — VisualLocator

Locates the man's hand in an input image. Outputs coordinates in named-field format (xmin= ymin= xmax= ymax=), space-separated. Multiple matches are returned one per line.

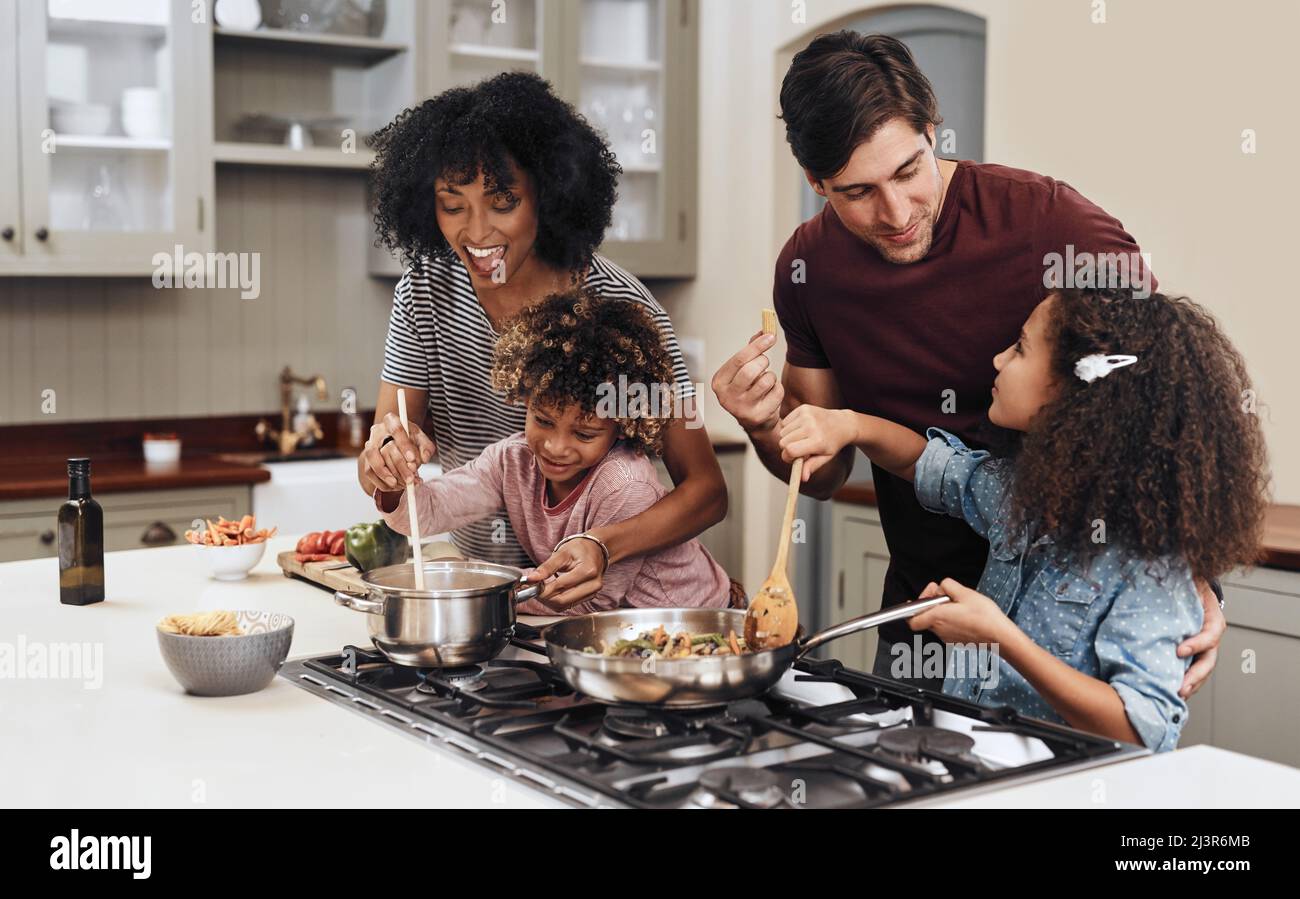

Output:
xmin=358 ymin=412 xmax=436 ymax=495
xmin=1177 ymin=579 xmax=1225 ymax=698
xmin=777 ymin=404 xmax=856 ymax=480
xmin=711 ymin=332 xmax=784 ymax=433
xmin=525 ymin=537 xmax=607 ymax=609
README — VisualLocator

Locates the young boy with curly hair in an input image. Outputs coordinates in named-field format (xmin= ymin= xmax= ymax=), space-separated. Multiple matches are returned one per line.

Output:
xmin=375 ymin=290 xmax=736 ymax=614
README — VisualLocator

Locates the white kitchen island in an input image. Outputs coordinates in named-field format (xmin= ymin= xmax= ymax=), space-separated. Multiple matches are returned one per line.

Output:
xmin=2 ymin=537 xmax=1298 ymax=809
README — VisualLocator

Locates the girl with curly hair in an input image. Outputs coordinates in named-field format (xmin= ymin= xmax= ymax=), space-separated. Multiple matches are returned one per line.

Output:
xmin=358 ymin=72 xmax=726 ymax=609
xmin=375 ymin=291 xmax=735 ymax=614
xmin=777 ymin=287 xmax=1269 ymax=750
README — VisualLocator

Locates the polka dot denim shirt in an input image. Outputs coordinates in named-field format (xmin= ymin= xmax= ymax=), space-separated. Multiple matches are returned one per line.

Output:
xmin=913 ymin=428 xmax=1203 ymax=752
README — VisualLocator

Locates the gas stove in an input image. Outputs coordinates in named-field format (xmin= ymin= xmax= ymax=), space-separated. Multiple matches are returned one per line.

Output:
xmin=279 ymin=623 xmax=1147 ymax=808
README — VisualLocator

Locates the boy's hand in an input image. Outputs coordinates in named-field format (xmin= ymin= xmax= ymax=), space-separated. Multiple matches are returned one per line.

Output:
xmin=909 ymin=578 xmax=1012 ymax=645
xmin=527 ymin=537 xmax=606 ymax=609
xmin=777 ymin=404 xmax=856 ymax=480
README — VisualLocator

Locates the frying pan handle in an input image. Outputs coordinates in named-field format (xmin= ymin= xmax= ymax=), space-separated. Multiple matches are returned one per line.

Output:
xmin=514 ymin=574 xmax=542 ymax=604
xmin=335 ymin=590 xmax=385 ymax=615
xmin=796 ymin=594 xmax=950 ymax=658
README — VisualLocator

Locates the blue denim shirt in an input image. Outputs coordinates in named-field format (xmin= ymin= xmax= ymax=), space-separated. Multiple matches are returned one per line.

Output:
xmin=912 ymin=428 xmax=1202 ymax=752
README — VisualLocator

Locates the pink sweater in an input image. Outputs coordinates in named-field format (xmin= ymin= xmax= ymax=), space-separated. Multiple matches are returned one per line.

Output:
xmin=376 ymin=434 xmax=731 ymax=614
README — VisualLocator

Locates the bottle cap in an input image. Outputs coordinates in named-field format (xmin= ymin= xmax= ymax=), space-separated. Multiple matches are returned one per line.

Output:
xmin=67 ymin=457 xmax=91 ymax=476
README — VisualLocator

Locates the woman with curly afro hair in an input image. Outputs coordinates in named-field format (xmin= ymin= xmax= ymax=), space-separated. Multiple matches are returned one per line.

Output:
xmin=357 ymin=72 xmax=726 ymax=610
xmin=777 ymin=287 xmax=1270 ymax=751
xmin=375 ymin=290 xmax=738 ymax=614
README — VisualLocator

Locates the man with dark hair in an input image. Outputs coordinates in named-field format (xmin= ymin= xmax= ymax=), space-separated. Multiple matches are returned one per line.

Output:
xmin=712 ymin=31 xmax=1224 ymax=695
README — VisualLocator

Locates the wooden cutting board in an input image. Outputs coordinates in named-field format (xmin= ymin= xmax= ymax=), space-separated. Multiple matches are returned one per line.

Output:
xmin=277 ymin=551 xmax=369 ymax=595
xmin=277 ymin=541 xmax=460 ymax=595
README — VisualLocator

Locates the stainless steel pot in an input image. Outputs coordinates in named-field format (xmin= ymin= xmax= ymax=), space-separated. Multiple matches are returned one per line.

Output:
xmin=540 ymin=595 xmax=950 ymax=707
xmin=335 ymin=560 xmax=542 ymax=667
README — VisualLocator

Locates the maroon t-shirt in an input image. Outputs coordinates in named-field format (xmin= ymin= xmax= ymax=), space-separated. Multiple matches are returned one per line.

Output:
xmin=773 ymin=160 xmax=1155 ymax=645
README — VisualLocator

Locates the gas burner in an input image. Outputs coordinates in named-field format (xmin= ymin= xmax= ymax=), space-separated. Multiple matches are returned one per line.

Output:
xmin=876 ymin=726 xmax=975 ymax=761
xmin=603 ymin=707 xmax=687 ymax=740
xmin=691 ymin=767 xmax=789 ymax=809
xmin=288 ymin=646 xmax=1141 ymax=808
xmin=417 ymin=665 xmax=485 ymax=694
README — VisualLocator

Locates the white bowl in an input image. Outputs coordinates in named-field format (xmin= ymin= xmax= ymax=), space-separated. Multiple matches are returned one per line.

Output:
xmin=193 ymin=541 xmax=267 ymax=581
xmin=50 ymin=102 xmax=112 ymax=137
xmin=143 ymin=437 xmax=181 ymax=464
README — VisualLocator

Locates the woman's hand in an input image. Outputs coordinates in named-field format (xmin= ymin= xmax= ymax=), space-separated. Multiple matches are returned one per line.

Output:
xmin=359 ymin=411 xmax=436 ymax=495
xmin=909 ymin=578 xmax=1014 ymax=645
xmin=525 ymin=537 xmax=607 ymax=609
xmin=777 ymin=404 xmax=857 ymax=480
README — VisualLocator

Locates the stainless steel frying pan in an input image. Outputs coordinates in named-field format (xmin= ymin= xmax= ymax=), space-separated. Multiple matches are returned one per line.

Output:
xmin=540 ymin=595 xmax=949 ymax=707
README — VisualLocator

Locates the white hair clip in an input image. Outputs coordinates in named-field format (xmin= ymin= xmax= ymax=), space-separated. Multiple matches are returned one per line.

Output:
xmin=1075 ymin=354 xmax=1138 ymax=383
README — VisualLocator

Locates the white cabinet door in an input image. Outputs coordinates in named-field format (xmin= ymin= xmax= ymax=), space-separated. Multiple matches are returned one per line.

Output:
xmin=12 ymin=0 xmax=212 ymax=275
xmin=829 ymin=503 xmax=889 ymax=672
xmin=557 ymin=0 xmax=697 ymax=277
xmin=0 ymin=2 xmax=22 ymax=264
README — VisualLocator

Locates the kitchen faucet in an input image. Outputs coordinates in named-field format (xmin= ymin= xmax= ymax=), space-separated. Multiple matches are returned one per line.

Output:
xmin=255 ymin=366 xmax=327 ymax=455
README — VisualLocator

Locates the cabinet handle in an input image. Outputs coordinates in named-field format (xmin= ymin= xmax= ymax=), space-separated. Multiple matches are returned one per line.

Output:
xmin=34 ymin=227 xmax=49 ymax=242
xmin=39 ymin=529 xmax=55 ymax=545
xmin=1 ymin=227 xmax=13 ymax=241
xmin=140 ymin=521 xmax=176 ymax=546
xmin=837 ymin=569 xmax=845 ymax=610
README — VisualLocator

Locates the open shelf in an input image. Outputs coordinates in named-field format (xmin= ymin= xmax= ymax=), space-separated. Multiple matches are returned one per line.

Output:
xmin=213 ymin=27 xmax=408 ymax=63
xmin=48 ymin=16 xmax=167 ymax=42
xmin=57 ymin=134 xmax=172 ymax=152
xmin=213 ymin=142 xmax=375 ymax=171
xmin=580 ymin=57 xmax=662 ymax=73
xmin=449 ymin=43 xmax=540 ymax=62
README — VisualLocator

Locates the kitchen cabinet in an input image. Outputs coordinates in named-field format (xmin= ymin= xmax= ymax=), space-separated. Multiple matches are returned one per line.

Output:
xmin=1181 ymin=565 xmax=1300 ymax=768
xmin=211 ymin=1 xmax=419 ymax=171
xmin=0 ymin=484 xmax=250 ymax=563
xmin=652 ymin=446 xmax=744 ymax=580
xmin=372 ymin=0 xmax=698 ymax=278
xmin=827 ymin=501 xmax=889 ymax=671
xmin=2 ymin=0 xmax=214 ymax=275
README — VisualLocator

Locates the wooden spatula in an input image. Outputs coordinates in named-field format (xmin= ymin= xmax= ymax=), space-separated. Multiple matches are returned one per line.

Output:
xmin=745 ymin=456 xmax=803 ymax=650
xmin=396 ymin=388 xmax=425 ymax=590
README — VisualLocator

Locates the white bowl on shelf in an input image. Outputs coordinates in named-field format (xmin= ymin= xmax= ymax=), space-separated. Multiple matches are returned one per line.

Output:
xmin=121 ymin=87 xmax=167 ymax=140
xmin=50 ymin=101 xmax=112 ymax=137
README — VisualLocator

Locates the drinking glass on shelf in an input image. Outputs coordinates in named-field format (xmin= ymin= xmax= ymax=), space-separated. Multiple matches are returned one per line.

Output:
xmin=82 ymin=163 xmax=133 ymax=231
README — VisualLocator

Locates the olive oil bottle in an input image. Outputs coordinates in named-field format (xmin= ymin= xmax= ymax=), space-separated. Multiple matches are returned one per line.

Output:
xmin=58 ymin=457 xmax=104 ymax=605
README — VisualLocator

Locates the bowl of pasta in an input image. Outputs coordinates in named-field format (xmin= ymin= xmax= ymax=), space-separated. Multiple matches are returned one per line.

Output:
xmin=156 ymin=610 xmax=295 ymax=696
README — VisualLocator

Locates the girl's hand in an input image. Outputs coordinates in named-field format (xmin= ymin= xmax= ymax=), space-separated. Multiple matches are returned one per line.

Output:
xmin=526 ymin=536 xmax=606 ymax=609
xmin=909 ymin=578 xmax=1013 ymax=645
xmin=777 ymin=404 xmax=857 ymax=480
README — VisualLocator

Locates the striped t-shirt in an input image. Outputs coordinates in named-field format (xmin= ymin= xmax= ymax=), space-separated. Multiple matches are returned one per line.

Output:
xmin=380 ymin=252 xmax=696 ymax=567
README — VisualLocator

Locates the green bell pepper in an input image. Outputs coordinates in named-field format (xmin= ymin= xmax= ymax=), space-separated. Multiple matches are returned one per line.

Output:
xmin=345 ymin=520 xmax=409 ymax=572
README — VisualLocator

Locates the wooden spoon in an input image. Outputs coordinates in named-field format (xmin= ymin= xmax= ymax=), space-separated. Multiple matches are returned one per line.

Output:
xmin=745 ymin=456 xmax=803 ymax=650
xmin=396 ymin=388 xmax=425 ymax=590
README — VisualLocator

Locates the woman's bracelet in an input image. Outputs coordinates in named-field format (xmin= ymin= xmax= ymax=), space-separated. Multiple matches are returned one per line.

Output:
xmin=553 ymin=532 xmax=610 ymax=575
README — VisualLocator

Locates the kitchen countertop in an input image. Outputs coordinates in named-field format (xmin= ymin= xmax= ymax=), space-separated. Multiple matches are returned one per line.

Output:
xmin=0 ymin=453 xmax=273 ymax=501
xmin=3 ymin=536 xmax=1298 ymax=809
xmin=833 ymin=481 xmax=1300 ymax=574
xmin=0 ymin=441 xmax=748 ymax=502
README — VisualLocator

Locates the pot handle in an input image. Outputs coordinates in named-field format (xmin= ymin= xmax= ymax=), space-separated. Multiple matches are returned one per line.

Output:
xmin=335 ymin=590 xmax=385 ymax=615
xmin=514 ymin=574 xmax=543 ymax=605
xmin=796 ymin=594 xmax=950 ymax=659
